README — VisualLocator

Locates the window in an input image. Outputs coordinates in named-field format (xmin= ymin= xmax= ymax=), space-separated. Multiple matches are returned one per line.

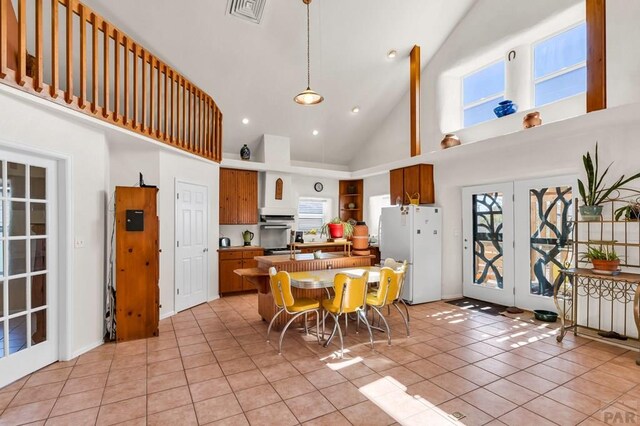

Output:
xmin=368 ymin=194 xmax=391 ymax=239
xmin=297 ymin=198 xmax=331 ymax=232
xmin=534 ymin=22 xmax=586 ymax=106
xmin=463 ymin=61 xmax=505 ymax=128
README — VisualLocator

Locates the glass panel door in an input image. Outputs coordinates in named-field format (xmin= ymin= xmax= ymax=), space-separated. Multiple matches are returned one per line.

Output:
xmin=463 ymin=183 xmax=515 ymax=307
xmin=515 ymin=177 xmax=575 ymax=311
xmin=0 ymin=152 xmax=57 ymax=388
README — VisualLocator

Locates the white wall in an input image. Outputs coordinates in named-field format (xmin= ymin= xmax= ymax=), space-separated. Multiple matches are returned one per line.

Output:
xmin=158 ymin=151 xmax=219 ymax=316
xmin=0 ymin=90 xmax=108 ymax=357
xmin=607 ymin=0 xmax=640 ymax=108
xmin=352 ymin=0 xmax=640 ymax=171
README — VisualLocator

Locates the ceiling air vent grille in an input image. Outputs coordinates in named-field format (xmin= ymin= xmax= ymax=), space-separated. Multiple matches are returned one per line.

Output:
xmin=227 ymin=0 xmax=266 ymax=24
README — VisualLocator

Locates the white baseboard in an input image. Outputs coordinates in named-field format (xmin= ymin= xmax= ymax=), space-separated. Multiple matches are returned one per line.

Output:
xmin=442 ymin=293 xmax=463 ymax=300
xmin=68 ymin=339 xmax=104 ymax=360
xmin=160 ymin=310 xmax=175 ymax=320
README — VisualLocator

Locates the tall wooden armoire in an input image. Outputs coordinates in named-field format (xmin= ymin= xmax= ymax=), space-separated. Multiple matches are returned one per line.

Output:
xmin=115 ymin=186 xmax=160 ymax=341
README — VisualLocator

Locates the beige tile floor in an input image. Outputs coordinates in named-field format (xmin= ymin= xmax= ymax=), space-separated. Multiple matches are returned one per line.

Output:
xmin=0 ymin=293 xmax=639 ymax=425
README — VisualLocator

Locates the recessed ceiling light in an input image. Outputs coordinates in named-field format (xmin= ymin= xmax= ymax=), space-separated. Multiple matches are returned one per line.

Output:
xmin=312 ymin=130 xmax=319 ymax=136
xmin=387 ymin=49 xmax=397 ymax=59
xmin=351 ymin=106 xmax=360 ymax=114
xmin=242 ymin=118 xmax=250 ymax=125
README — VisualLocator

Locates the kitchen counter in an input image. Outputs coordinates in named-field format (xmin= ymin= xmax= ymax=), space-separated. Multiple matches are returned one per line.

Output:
xmin=217 ymin=245 xmax=263 ymax=252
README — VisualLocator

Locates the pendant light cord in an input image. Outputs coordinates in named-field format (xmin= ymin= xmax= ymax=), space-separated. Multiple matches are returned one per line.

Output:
xmin=306 ymin=1 xmax=311 ymax=89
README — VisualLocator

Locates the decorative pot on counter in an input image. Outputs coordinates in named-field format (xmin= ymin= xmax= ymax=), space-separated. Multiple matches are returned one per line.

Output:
xmin=352 ymin=222 xmax=369 ymax=251
xmin=327 ymin=223 xmax=344 ymax=238
xmin=440 ymin=133 xmax=460 ymax=149
xmin=240 ymin=144 xmax=251 ymax=160
xmin=493 ymin=100 xmax=518 ymax=118
xmin=523 ymin=111 xmax=542 ymax=129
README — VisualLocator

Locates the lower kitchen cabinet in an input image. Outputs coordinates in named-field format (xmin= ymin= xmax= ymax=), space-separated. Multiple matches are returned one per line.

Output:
xmin=219 ymin=248 xmax=263 ymax=294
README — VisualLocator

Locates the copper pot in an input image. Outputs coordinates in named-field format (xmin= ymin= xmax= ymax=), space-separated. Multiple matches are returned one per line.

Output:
xmin=592 ymin=259 xmax=620 ymax=272
xmin=523 ymin=111 xmax=542 ymax=129
xmin=440 ymin=133 xmax=460 ymax=149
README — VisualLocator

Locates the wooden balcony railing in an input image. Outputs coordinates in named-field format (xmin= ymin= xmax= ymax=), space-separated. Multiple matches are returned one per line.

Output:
xmin=0 ymin=0 xmax=222 ymax=162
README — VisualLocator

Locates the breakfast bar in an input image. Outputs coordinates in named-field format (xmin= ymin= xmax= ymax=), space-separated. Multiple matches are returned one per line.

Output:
xmin=234 ymin=252 xmax=374 ymax=329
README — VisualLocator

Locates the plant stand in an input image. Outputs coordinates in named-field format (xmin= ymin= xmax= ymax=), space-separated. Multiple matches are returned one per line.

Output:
xmin=554 ymin=199 xmax=640 ymax=365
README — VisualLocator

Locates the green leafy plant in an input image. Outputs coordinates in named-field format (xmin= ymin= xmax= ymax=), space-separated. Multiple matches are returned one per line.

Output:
xmin=614 ymin=202 xmax=640 ymax=221
xmin=578 ymin=143 xmax=640 ymax=206
xmin=320 ymin=217 xmax=354 ymax=237
xmin=581 ymin=245 xmax=620 ymax=262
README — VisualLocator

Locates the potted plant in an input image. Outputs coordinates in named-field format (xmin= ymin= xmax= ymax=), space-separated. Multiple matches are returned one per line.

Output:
xmin=320 ymin=217 xmax=354 ymax=239
xmin=578 ymin=144 xmax=640 ymax=221
xmin=581 ymin=244 xmax=621 ymax=273
xmin=615 ymin=201 xmax=640 ymax=221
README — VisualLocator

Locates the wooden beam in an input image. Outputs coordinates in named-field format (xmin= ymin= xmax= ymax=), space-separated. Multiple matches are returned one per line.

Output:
xmin=410 ymin=45 xmax=421 ymax=157
xmin=586 ymin=0 xmax=606 ymax=112
xmin=17 ymin=0 xmax=26 ymax=86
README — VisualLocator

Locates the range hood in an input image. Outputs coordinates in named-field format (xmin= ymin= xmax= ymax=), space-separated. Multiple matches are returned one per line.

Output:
xmin=258 ymin=135 xmax=297 ymax=218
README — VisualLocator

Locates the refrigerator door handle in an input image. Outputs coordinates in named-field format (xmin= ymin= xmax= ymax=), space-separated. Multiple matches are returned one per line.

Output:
xmin=377 ymin=214 xmax=382 ymax=250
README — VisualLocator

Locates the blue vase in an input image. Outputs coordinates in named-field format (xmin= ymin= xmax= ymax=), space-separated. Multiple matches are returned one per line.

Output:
xmin=240 ymin=144 xmax=250 ymax=160
xmin=493 ymin=100 xmax=518 ymax=118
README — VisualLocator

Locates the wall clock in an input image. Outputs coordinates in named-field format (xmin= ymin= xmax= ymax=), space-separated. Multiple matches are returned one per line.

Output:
xmin=314 ymin=182 xmax=323 ymax=192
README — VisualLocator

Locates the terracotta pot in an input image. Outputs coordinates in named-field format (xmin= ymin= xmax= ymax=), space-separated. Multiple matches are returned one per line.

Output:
xmin=327 ymin=223 xmax=343 ymax=238
xmin=592 ymin=259 xmax=620 ymax=272
xmin=440 ymin=133 xmax=460 ymax=149
xmin=353 ymin=222 xmax=368 ymax=237
xmin=351 ymin=236 xmax=369 ymax=250
xmin=523 ymin=111 xmax=542 ymax=129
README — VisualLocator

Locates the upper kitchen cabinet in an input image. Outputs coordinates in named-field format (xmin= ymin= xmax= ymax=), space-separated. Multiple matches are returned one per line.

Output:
xmin=339 ymin=180 xmax=364 ymax=222
xmin=220 ymin=168 xmax=258 ymax=224
xmin=390 ymin=164 xmax=435 ymax=205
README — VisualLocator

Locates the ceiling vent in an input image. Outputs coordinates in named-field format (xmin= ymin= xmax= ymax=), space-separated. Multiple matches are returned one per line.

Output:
xmin=227 ymin=0 xmax=266 ymax=24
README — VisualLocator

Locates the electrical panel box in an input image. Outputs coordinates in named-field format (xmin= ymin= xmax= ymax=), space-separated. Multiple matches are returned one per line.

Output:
xmin=126 ymin=209 xmax=144 ymax=231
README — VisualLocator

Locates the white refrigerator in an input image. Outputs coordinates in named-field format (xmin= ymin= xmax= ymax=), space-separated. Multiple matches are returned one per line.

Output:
xmin=380 ymin=205 xmax=442 ymax=304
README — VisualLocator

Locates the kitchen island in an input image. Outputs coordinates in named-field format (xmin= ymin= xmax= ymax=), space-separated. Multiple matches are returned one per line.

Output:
xmin=235 ymin=252 xmax=374 ymax=329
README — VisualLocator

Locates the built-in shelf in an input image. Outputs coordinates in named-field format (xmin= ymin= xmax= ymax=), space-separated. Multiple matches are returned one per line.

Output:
xmin=339 ymin=179 xmax=363 ymax=222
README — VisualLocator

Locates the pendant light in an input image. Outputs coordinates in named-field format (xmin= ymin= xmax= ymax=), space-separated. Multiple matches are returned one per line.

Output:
xmin=294 ymin=0 xmax=324 ymax=105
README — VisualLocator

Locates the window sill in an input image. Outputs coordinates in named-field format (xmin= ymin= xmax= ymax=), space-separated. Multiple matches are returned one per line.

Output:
xmin=445 ymin=93 xmax=585 ymax=146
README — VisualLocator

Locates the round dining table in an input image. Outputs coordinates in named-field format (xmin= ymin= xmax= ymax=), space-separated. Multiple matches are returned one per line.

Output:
xmin=288 ymin=266 xmax=381 ymax=347
xmin=288 ymin=266 xmax=381 ymax=289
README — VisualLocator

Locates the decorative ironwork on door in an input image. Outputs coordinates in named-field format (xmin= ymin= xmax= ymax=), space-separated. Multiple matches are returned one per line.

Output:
xmin=473 ymin=192 xmax=504 ymax=289
xmin=529 ymin=186 xmax=573 ymax=297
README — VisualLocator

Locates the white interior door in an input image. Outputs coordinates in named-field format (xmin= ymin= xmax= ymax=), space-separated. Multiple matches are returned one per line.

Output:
xmin=514 ymin=176 xmax=575 ymax=312
xmin=0 ymin=152 xmax=58 ymax=388
xmin=175 ymin=181 xmax=208 ymax=312
xmin=462 ymin=183 xmax=515 ymax=307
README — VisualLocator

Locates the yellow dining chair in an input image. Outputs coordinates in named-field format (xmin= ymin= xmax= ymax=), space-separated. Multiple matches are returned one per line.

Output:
xmin=322 ymin=272 xmax=374 ymax=357
xmin=267 ymin=267 xmax=321 ymax=354
xmin=383 ymin=258 xmax=411 ymax=324
xmin=365 ymin=267 xmax=399 ymax=345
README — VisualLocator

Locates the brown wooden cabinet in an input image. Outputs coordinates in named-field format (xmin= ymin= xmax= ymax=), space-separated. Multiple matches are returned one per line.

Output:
xmin=389 ymin=164 xmax=434 ymax=205
xmin=219 ymin=168 xmax=258 ymax=224
xmin=219 ymin=248 xmax=264 ymax=294
xmin=114 ymin=186 xmax=159 ymax=342
xmin=339 ymin=179 xmax=364 ymax=222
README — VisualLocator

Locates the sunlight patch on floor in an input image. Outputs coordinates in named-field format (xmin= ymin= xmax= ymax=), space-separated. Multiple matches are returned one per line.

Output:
xmin=359 ymin=376 xmax=465 ymax=425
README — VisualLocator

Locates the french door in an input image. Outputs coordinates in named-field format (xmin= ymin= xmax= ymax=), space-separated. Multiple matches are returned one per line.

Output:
xmin=0 ymin=152 xmax=58 ymax=388
xmin=175 ymin=181 xmax=208 ymax=312
xmin=463 ymin=176 xmax=575 ymax=311
xmin=514 ymin=177 xmax=575 ymax=311
xmin=462 ymin=183 xmax=515 ymax=307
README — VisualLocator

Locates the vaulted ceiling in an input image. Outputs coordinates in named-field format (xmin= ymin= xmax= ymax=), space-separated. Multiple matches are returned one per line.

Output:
xmin=82 ymin=0 xmax=475 ymax=165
